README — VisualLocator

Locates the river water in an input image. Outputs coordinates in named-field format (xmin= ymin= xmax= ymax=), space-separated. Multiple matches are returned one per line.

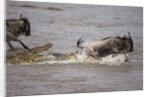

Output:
xmin=6 ymin=1 xmax=143 ymax=96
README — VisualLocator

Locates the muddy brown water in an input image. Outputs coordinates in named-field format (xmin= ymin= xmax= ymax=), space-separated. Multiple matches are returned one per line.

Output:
xmin=6 ymin=1 xmax=143 ymax=97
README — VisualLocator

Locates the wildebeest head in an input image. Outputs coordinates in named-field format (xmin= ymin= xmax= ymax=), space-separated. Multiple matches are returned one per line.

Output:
xmin=6 ymin=14 xmax=31 ymax=49
xmin=19 ymin=14 xmax=31 ymax=36
xmin=114 ymin=32 xmax=134 ymax=52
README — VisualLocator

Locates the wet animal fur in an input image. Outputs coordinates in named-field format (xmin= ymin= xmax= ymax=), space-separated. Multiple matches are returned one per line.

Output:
xmin=6 ymin=14 xmax=31 ymax=49
xmin=77 ymin=32 xmax=134 ymax=58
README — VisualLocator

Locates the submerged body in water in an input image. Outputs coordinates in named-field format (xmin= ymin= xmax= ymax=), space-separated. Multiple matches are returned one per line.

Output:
xmin=77 ymin=32 xmax=133 ymax=58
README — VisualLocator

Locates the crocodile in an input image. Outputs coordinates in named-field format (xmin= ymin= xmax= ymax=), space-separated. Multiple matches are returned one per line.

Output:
xmin=6 ymin=43 xmax=53 ymax=64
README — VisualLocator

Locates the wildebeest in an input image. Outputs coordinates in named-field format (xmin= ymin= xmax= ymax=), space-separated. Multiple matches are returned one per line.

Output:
xmin=6 ymin=14 xmax=31 ymax=50
xmin=77 ymin=32 xmax=134 ymax=58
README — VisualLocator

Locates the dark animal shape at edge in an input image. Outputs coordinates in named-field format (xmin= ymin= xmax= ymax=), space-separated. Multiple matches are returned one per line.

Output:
xmin=6 ymin=14 xmax=31 ymax=50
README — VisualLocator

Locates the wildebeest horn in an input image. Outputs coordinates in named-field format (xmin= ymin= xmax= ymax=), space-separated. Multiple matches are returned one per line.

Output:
xmin=128 ymin=32 xmax=131 ymax=37
xmin=125 ymin=32 xmax=131 ymax=38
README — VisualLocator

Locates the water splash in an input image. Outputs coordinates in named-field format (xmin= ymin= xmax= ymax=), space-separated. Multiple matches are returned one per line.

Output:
xmin=36 ymin=53 xmax=129 ymax=66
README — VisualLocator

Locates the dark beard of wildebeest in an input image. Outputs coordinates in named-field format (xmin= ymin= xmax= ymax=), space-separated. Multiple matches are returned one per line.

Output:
xmin=77 ymin=32 xmax=134 ymax=58
xmin=6 ymin=14 xmax=31 ymax=50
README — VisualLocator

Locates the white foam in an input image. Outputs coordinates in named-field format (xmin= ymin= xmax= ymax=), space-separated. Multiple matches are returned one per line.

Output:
xmin=7 ymin=52 xmax=128 ymax=66
xmin=99 ymin=54 xmax=128 ymax=66
xmin=36 ymin=53 xmax=128 ymax=66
